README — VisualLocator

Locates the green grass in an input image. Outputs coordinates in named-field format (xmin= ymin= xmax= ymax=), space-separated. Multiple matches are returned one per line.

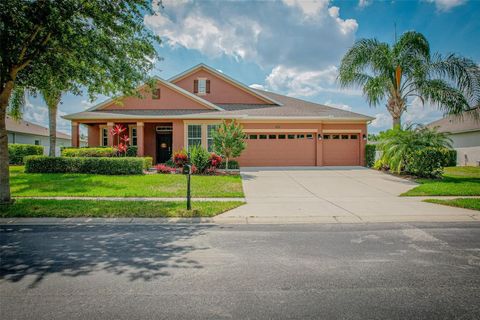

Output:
xmin=10 ymin=166 xmax=244 ymax=198
xmin=424 ymin=198 xmax=480 ymax=211
xmin=402 ymin=166 xmax=480 ymax=196
xmin=0 ymin=199 xmax=244 ymax=218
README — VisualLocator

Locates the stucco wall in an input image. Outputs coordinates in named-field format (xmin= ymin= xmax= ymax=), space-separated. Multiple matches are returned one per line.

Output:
xmin=449 ymin=131 xmax=480 ymax=148
xmin=455 ymin=146 xmax=480 ymax=166
xmin=7 ymin=132 xmax=72 ymax=155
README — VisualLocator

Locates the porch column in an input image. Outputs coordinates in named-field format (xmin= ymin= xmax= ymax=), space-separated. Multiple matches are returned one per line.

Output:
xmin=71 ymin=122 xmax=80 ymax=147
xmin=136 ymin=122 xmax=144 ymax=156
xmin=107 ymin=122 xmax=114 ymax=146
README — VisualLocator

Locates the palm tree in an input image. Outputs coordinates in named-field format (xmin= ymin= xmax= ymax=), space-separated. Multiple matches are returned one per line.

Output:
xmin=338 ymin=31 xmax=480 ymax=127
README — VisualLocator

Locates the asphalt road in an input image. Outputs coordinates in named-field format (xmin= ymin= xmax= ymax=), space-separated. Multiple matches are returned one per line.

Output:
xmin=1 ymin=222 xmax=480 ymax=319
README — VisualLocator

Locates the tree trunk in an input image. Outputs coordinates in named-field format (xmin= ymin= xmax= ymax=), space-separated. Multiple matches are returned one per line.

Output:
xmin=392 ymin=115 xmax=401 ymax=128
xmin=387 ymin=96 xmax=405 ymax=129
xmin=225 ymin=157 xmax=229 ymax=172
xmin=48 ymin=101 xmax=58 ymax=156
xmin=0 ymin=80 xmax=15 ymax=204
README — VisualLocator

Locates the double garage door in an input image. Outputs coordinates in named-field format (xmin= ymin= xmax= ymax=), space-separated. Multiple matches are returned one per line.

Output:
xmin=239 ymin=132 xmax=360 ymax=167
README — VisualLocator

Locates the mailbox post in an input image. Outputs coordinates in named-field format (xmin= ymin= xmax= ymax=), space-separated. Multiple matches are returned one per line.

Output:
xmin=183 ymin=164 xmax=192 ymax=210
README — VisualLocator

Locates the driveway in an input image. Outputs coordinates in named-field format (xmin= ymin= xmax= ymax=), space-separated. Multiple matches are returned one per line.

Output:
xmin=218 ymin=167 xmax=479 ymax=223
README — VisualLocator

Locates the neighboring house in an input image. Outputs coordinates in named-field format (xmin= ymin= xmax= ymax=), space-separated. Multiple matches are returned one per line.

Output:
xmin=6 ymin=115 xmax=77 ymax=155
xmin=427 ymin=108 xmax=480 ymax=166
xmin=64 ymin=63 xmax=374 ymax=166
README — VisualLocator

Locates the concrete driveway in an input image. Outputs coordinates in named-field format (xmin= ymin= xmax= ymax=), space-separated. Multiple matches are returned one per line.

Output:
xmin=218 ymin=167 xmax=479 ymax=223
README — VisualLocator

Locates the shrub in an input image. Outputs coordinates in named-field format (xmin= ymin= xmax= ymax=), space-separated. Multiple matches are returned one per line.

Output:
xmin=165 ymin=159 xmax=175 ymax=167
xmin=365 ymin=144 xmax=376 ymax=167
xmin=209 ymin=153 xmax=223 ymax=168
xmin=218 ymin=160 xmax=239 ymax=169
xmin=24 ymin=156 xmax=144 ymax=175
xmin=442 ymin=149 xmax=457 ymax=167
xmin=143 ymin=157 xmax=153 ymax=169
xmin=189 ymin=145 xmax=210 ymax=173
xmin=405 ymin=147 xmax=446 ymax=178
xmin=8 ymin=144 xmax=43 ymax=164
xmin=61 ymin=147 xmax=116 ymax=157
xmin=126 ymin=146 xmax=138 ymax=157
xmin=173 ymin=150 xmax=188 ymax=167
xmin=156 ymin=164 xmax=175 ymax=174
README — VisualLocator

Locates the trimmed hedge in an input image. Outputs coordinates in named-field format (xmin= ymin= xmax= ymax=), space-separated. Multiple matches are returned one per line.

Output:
xmin=25 ymin=156 xmax=144 ymax=175
xmin=143 ymin=157 xmax=153 ymax=169
xmin=8 ymin=144 xmax=43 ymax=164
xmin=405 ymin=147 xmax=455 ymax=178
xmin=61 ymin=147 xmax=116 ymax=157
xmin=365 ymin=144 xmax=376 ymax=168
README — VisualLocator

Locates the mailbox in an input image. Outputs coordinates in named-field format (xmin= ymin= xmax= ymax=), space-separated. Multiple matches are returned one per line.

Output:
xmin=182 ymin=164 xmax=192 ymax=175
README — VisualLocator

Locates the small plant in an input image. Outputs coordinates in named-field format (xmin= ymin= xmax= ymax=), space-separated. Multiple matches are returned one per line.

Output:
xmin=110 ymin=124 xmax=129 ymax=157
xmin=189 ymin=145 xmax=210 ymax=173
xmin=209 ymin=153 xmax=223 ymax=168
xmin=156 ymin=164 xmax=175 ymax=174
xmin=173 ymin=150 xmax=188 ymax=167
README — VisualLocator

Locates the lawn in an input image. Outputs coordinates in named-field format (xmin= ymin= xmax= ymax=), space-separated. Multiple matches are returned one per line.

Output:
xmin=424 ymin=198 xmax=480 ymax=211
xmin=0 ymin=199 xmax=244 ymax=218
xmin=10 ymin=166 xmax=244 ymax=198
xmin=402 ymin=166 xmax=480 ymax=196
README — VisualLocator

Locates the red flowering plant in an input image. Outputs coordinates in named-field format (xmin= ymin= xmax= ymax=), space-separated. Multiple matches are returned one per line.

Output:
xmin=173 ymin=150 xmax=188 ymax=167
xmin=155 ymin=164 xmax=176 ymax=174
xmin=110 ymin=124 xmax=129 ymax=156
xmin=208 ymin=153 xmax=223 ymax=169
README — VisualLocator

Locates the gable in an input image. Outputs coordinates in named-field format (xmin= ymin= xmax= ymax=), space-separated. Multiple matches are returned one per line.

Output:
xmin=101 ymin=80 xmax=218 ymax=111
xmin=171 ymin=67 xmax=277 ymax=105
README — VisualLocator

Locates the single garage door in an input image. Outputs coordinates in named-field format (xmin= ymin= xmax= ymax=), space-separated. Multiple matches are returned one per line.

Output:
xmin=239 ymin=133 xmax=316 ymax=166
xmin=323 ymin=133 xmax=360 ymax=166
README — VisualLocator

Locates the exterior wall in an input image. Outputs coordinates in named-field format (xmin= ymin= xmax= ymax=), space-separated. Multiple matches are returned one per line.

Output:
xmin=88 ymin=125 xmax=100 ymax=147
xmin=449 ymin=131 xmax=480 ymax=148
xmin=173 ymin=69 xmax=269 ymax=105
xmin=7 ymin=131 xmax=72 ymax=155
xmin=103 ymin=83 xmax=210 ymax=111
xmin=456 ymin=146 xmax=480 ymax=166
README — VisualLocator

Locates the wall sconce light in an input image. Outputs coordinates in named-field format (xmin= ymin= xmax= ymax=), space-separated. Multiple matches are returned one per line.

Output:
xmin=318 ymin=134 xmax=322 ymax=140
xmin=362 ymin=134 xmax=367 ymax=140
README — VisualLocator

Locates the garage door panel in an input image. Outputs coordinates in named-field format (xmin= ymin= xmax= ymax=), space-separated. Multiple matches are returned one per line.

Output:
xmin=323 ymin=136 xmax=360 ymax=166
xmin=239 ymin=136 xmax=316 ymax=166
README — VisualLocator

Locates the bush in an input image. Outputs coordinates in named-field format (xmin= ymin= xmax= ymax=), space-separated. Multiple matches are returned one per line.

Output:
xmin=24 ymin=156 xmax=144 ymax=175
xmin=189 ymin=145 xmax=210 ymax=173
xmin=173 ymin=150 xmax=188 ymax=167
xmin=126 ymin=145 xmax=138 ymax=157
xmin=156 ymin=164 xmax=175 ymax=174
xmin=143 ymin=157 xmax=153 ymax=169
xmin=165 ymin=159 xmax=175 ymax=167
xmin=218 ymin=160 xmax=239 ymax=169
xmin=8 ymin=144 xmax=43 ymax=164
xmin=365 ymin=144 xmax=376 ymax=168
xmin=405 ymin=147 xmax=446 ymax=178
xmin=442 ymin=149 xmax=457 ymax=167
xmin=61 ymin=147 xmax=116 ymax=157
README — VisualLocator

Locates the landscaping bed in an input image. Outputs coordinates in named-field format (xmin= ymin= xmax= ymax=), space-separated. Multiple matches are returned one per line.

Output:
xmin=10 ymin=166 xmax=244 ymax=198
xmin=424 ymin=198 xmax=480 ymax=211
xmin=0 ymin=199 xmax=244 ymax=218
xmin=402 ymin=167 xmax=480 ymax=196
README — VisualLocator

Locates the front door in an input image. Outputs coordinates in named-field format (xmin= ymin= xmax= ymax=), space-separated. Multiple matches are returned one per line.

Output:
xmin=156 ymin=133 xmax=173 ymax=163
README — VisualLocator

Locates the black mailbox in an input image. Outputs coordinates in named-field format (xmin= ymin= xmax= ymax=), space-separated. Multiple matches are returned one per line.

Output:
xmin=182 ymin=164 xmax=191 ymax=175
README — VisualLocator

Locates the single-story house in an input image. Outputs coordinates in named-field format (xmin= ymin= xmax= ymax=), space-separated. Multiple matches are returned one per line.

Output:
xmin=427 ymin=108 xmax=480 ymax=166
xmin=6 ymin=115 xmax=79 ymax=155
xmin=64 ymin=64 xmax=374 ymax=166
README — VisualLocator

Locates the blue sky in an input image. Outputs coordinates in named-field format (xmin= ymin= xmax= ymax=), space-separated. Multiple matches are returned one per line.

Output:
xmin=24 ymin=0 xmax=480 ymax=135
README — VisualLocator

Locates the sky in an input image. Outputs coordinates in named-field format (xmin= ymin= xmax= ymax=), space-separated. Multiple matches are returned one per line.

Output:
xmin=23 ymin=0 xmax=480 ymax=136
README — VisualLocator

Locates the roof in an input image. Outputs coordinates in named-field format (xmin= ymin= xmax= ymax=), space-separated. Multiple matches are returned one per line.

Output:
xmin=64 ymin=64 xmax=374 ymax=122
xmin=427 ymin=108 xmax=480 ymax=134
xmin=169 ymin=63 xmax=282 ymax=105
xmin=6 ymin=116 xmax=71 ymax=140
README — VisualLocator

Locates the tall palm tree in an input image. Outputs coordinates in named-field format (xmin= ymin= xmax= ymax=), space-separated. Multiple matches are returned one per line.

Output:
xmin=338 ymin=31 xmax=480 ymax=127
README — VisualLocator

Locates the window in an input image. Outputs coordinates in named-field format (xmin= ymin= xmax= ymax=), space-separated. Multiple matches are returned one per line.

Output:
xmin=297 ymin=134 xmax=305 ymax=139
xmin=249 ymin=134 xmax=258 ymax=139
xmin=187 ymin=124 xmax=202 ymax=149
xmin=306 ymin=134 xmax=313 ymax=139
xmin=130 ymin=127 xmax=138 ymax=146
xmin=278 ymin=134 xmax=286 ymax=139
xmin=207 ymin=124 xmax=219 ymax=152
xmin=152 ymin=88 xmax=161 ymax=99
xmin=259 ymin=134 xmax=267 ymax=139
xmin=287 ymin=134 xmax=295 ymax=139
xmin=341 ymin=134 xmax=349 ymax=140
xmin=269 ymin=134 xmax=276 ymax=139
xmin=323 ymin=134 xmax=330 ymax=140
xmin=34 ymin=140 xmax=40 ymax=146
xmin=101 ymin=128 xmax=108 ymax=146
xmin=350 ymin=134 xmax=358 ymax=139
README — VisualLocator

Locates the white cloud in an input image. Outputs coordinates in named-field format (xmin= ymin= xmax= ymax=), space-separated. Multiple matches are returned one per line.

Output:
xmin=403 ymin=97 xmax=443 ymax=125
xmin=21 ymin=96 xmax=72 ymax=135
xmin=426 ymin=0 xmax=466 ymax=12
xmin=282 ymin=0 xmax=330 ymax=17
xmin=358 ymin=0 xmax=372 ymax=8
xmin=249 ymin=83 xmax=266 ymax=90
xmin=370 ymin=112 xmax=391 ymax=129
xmin=324 ymin=100 xmax=352 ymax=111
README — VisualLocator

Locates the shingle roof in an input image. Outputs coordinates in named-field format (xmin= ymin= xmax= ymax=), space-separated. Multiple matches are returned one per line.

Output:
xmin=427 ymin=108 xmax=480 ymax=133
xmin=6 ymin=116 xmax=71 ymax=140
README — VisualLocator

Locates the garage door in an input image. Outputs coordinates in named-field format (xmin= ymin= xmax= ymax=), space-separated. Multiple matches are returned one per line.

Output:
xmin=238 ymin=133 xmax=316 ymax=166
xmin=323 ymin=133 xmax=360 ymax=166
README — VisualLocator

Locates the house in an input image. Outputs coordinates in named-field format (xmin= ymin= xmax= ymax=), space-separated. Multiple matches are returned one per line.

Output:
xmin=6 ymin=115 xmax=77 ymax=155
xmin=427 ymin=108 xmax=480 ymax=166
xmin=64 ymin=64 xmax=374 ymax=166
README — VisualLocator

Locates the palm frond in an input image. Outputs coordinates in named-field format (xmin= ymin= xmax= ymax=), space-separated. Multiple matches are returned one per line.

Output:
xmin=416 ymin=79 xmax=470 ymax=115
xmin=7 ymin=86 xmax=26 ymax=121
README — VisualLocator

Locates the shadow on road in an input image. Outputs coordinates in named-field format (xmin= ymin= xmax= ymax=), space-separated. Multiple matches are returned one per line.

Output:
xmin=0 ymin=224 xmax=213 ymax=288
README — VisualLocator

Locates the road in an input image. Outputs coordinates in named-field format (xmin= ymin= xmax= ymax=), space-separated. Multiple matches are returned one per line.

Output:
xmin=1 ymin=222 xmax=480 ymax=319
